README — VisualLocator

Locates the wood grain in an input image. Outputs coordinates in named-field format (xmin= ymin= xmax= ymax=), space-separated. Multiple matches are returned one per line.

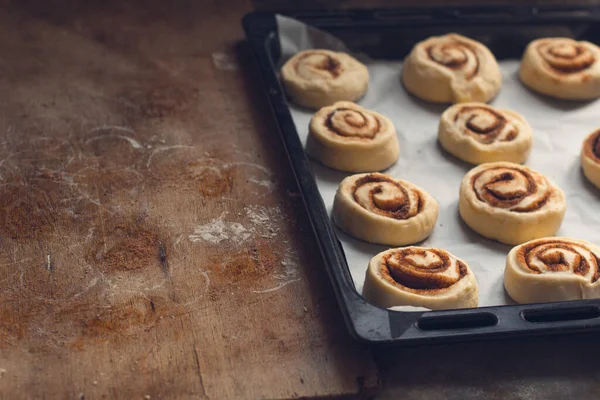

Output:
xmin=0 ymin=1 xmax=377 ymax=398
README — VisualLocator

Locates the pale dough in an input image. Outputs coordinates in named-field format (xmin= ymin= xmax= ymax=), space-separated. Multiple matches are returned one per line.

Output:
xmin=520 ymin=37 xmax=600 ymax=100
xmin=504 ymin=237 xmax=600 ymax=304
xmin=438 ymin=102 xmax=533 ymax=165
xmin=581 ymin=129 xmax=600 ymax=189
xmin=280 ymin=49 xmax=369 ymax=109
xmin=402 ymin=33 xmax=502 ymax=103
xmin=306 ymin=101 xmax=400 ymax=172
xmin=332 ymin=172 xmax=438 ymax=246
xmin=459 ymin=162 xmax=566 ymax=245
xmin=363 ymin=246 xmax=478 ymax=310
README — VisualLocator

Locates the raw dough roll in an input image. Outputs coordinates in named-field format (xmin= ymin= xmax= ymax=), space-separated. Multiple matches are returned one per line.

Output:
xmin=438 ymin=102 xmax=533 ymax=165
xmin=332 ymin=173 xmax=438 ymax=246
xmin=306 ymin=101 xmax=400 ymax=172
xmin=505 ymin=237 xmax=600 ymax=304
xmin=519 ymin=37 xmax=600 ymax=100
xmin=459 ymin=162 xmax=566 ymax=245
xmin=363 ymin=246 xmax=478 ymax=310
xmin=402 ymin=33 xmax=502 ymax=103
xmin=581 ymin=129 xmax=600 ymax=189
xmin=280 ymin=49 xmax=369 ymax=109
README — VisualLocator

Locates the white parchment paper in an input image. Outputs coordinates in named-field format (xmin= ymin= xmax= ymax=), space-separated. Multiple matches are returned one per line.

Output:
xmin=277 ymin=15 xmax=600 ymax=307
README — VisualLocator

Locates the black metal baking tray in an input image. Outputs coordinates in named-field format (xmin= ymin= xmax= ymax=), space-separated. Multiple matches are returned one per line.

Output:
xmin=242 ymin=4 xmax=600 ymax=345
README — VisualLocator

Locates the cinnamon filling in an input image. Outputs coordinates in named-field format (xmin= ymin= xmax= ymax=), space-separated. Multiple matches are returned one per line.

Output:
xmin=294 ymin=51 xmax=343 ymax=78
xmin=380 ymin=248 xmax=467 ymax=293
xmin=454 ymin=106 xmax=516 ymax=144
xmin=426 ymin=41 xmax=480 ymax=80
xmin=471 ymin=167 xmax=551 ymax=212
xmin=325 ymin=108 xmax=380 ymax=139
xmin=538 ymin=42 xmax=595 ymax=74
xmin=516 ymin=240 xmax=600 ymax=282
xmin=318 ymin=55 xmax=341 ymax=77
xmin=352 ymin=174 xmax=422 ymax=220
xmin=583 ymin=129 xmax=600 ymax=162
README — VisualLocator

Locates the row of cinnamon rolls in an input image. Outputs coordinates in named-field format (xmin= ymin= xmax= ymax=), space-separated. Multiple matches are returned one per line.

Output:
xmin=307 ymin=99 xmax=600 ymax=189
xmin=364 ymin=238 xmax=600 ymax=310
xmin=281 ymin=34 xmax=600 ymax=108
xmin=336 ymin=171 xmax=600 ymax=309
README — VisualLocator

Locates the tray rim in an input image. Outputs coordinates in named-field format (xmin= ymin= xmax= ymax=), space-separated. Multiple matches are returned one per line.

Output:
xmin=242 ymin=4 xmax=600 ymax=345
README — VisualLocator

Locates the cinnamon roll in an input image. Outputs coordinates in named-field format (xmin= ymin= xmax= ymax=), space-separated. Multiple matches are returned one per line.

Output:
xmin=581 ymin=129 xmax=600 ymax=189
xmin=505 ymin=237 xmax=600 ymax=304
xmin=332 ymin=173 xmax=438 ymax=246
xmin=307 ymin=102 xmax=400 ymax=172
xmin=438 ymin=103 xmax=533 ymax=165
xmin=363 ymin=247 xmax=478 ymax=310
xmin=402 ymin=33 xmax=502 ymax=103
xmin=520 ymin=38 xmax=600 ymax=100
xmin=459 ymin=162 xmax=566 ymax=245
xmin=280 ymin=50 xmax=369 ymax=109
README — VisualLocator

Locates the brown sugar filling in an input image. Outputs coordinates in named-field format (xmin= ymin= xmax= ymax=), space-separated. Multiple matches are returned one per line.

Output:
xmin=380 ymin=248 xmax=467 ymax=294
xmin=325 ymin=108 xmax=380 ymax=139
xmin=471 ymin=167 xmax=551 ymax=212
xmin=352 ymin=174 xmax=422 ymax=220
xmin=516 ymin=240 xmax=600 ymax=282
xmin=583 ymin=129 xmax=600 ymax=162
xmin=538 ymin=42 xmax=595 ymax=74
xmin=426 ymin=41 xmax=480 ymax=80
xmin=294 ymin=51 xmax=343 ymax=78
xmin=454 ymin=106 xmax=517 ymax=144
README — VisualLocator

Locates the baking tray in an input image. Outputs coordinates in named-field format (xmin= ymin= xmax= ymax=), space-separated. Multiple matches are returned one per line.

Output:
xmin=242 ymin=4 xmax=600 ymax=345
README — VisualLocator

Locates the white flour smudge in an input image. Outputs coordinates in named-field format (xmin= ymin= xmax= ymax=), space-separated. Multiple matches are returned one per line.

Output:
xmin=212 ymin=51 xmax=238 ymax=71
xmin=189 ymin=214 xmax=252 ymax=244
xmin=189 ymin=205 xmax=283 ymax=245
xmin=248 ymin=177 xmax=275 ymax=191
xmin=245 ymin=205 xmax=280 ymax=239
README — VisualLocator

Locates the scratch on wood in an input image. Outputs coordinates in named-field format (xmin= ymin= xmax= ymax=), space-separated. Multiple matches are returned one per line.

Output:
xmin=46 ymin=254 xmax=53 ymax=271
xmin=193 ymin=344 xmax=207 ymax=397
xmin=158 ymin=241 xmax=169 ymax=279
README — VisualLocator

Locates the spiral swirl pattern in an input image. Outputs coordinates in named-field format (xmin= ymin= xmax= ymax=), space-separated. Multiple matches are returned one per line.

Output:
xmin=427 ymin=40 xmax=480 ymax=80
xmin=325 ymin=107 xmax=380 ymax=139
xmin=380 ymin=248 xmax=468 ymax=292
xmin=583 ymin=129 xmax=600 ymax=161
xmin=294 ymin=51 xmax=343 ymax=80
xmin=453 ymin=105 xmax=518 ymax=144
xmin=516 ymin=239 xmax=600 ymax=282
xmin=352 ymin=174 xmax=423 ymax=219
xmin=471 ymin=166 xmax=552 ymax=212
xmin=537 ymin=40 xmax=596 ymax=74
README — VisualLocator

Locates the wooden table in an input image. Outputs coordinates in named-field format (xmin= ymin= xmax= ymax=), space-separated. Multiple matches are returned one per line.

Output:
xmin=1 ymin=1 xmax=600 ymax=399
xmin=0 ymin=1 xmax=377 ymax=398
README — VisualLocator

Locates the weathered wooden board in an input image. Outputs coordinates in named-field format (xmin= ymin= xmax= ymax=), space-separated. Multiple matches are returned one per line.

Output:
xmin=0 ymin=1 xmax=377 ymax=398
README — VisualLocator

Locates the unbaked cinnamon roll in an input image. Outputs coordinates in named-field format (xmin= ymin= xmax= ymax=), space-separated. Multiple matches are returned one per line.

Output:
xmin=438 ymin=103 xmax=533 ymax=165
xmin=459 ymin=162 xmax=566 ymax=245
xmin=332 ymin=173 xmax=438 ymax=246
xmin=363 ymin=247 xmax=478 ymax=309
xmin=402 ymin=33 xmax=502 ymax=103
xmin=280 ymin=50 xmax=369 ymax=109
xmin=307 ymin=102 xmax=400 ymax=172
xmin=581 ymin=129 xmax=600 ymax=189
xmin=505 ymin=237 xmax=600 ymax=304
xmin=520 ymin=38 xmax=600 ymax=100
